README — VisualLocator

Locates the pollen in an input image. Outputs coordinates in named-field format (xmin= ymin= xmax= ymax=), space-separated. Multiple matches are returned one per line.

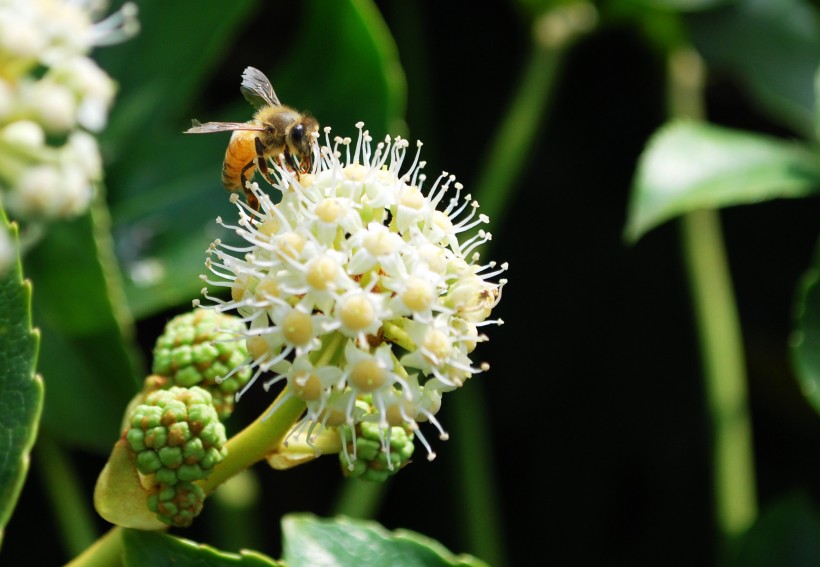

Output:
xmin=401 ymin=277 xmax=435 ymax=312
xmin=422 ymin=329 xmax=452 ymax=364
xmin=349 ymin=359 xmax=386 ymax=393
xmin=398 ymin=185 xmax=425 ymax=210
xmin=306 ymin=256 xmax=338 ymax=290
xmin=345 ymin=163 xmax=369 ymax=181
xmin=339 ymin=295 xmax=375 ymax=332
xmin=257 ymin=216 xmax=281 ymax=237
xmin=281 ymin=310 xmax=314 ymax=347
xmin=315 ymin=198 xmax=341 ymax=223
xmin=246 ymin=335 xmax=271 ymax=360
xmin=254 ymin=276 xmax=280 ymax=300
xmin=290 ymin=371 xmax=322 ymax=401
xmin=386 ymin=400 xmax=414 ymax=426
xmin=276 ymin=232 xmax=306 ymax=260
xmin=363 ymin=230 xmax=399 ymax=257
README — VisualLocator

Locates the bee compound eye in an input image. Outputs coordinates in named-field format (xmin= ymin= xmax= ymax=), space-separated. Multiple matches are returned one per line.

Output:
xmin=290 ymin=124 xmax=305 ymax=143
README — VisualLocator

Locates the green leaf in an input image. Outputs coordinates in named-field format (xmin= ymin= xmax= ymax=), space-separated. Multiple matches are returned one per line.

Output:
xmin=0 ymin=210 xmax=44 ymax=549
xmin=730 ymin=492 xmax=820 ymax=567
xmin=105 ymin=0 xmax=406 ymax=319
xmin=282 ymin=513 xmax=490 ymax=567
xmin=25 ymin=196 xmax=143 ymax=453
xmin=790 ymin=242 xmax=820 ymax=415
xmin=815 ymin=64 xmax=820 ymax=142
xmin=94 ymin=437 xmax=167 ymax=531
xmin=624 ymin=121 xmax=820 ymax=242
xmin=687 ymin=0 xmax=820 ymax=139
xmin=122 ymin=529 xmax=282 ymax=567
xmin=95 ymin=0 xmax=262 ymax=168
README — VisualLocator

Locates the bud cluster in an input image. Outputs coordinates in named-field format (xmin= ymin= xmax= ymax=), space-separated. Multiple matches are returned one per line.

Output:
xmin=124 ymin=386 xmax=226 ymax=526
xmin=151 ymin=309 xmax=252 ymax=420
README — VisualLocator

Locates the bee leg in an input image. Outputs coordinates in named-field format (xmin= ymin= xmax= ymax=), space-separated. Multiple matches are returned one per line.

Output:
xmin=254 ymin=137 xmax=277 ymax=188
xmin=239 ymin=159 xmax=260 ymax=210
xmin=283 ymin=147 xmax=302 ymax=180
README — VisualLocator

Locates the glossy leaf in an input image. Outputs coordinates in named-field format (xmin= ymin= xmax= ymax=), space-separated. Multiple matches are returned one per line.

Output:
xmin=687 ymin=0 xmax=820 ymax=139
xmin=730 ymin=492 xmax=820 ymax=566
xmin=790 ymin=241 xmax=820 ymax=415
xmin=103 ymin=0 xmax=406 ymax=319
xmin=624 ymin=0 xmax=733 ymax=10
xmin=122 ymin=529 xmax=282 ymax=567
xmin=0 ymin=210 xmax=44 ymax=548
xmin=282 ymin=513 xmax=490 ymax=567
xmin=624 ymin=121 xmax=820 ymax=242
xmin=815 ymin=64 xmax=820 ymax=142
xmin=26 ymin=197 xmax=143 ymax=453
xmin=94 ymin=438 xmax=167 ymax=531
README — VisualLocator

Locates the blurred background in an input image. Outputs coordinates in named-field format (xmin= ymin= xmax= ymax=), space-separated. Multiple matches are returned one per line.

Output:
xmin=5 ymin=0 xmax=820 ymax=565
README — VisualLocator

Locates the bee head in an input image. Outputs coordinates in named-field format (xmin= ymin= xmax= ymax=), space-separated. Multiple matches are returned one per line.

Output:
xmin=287 ymin=116 xmax=320 ymax=170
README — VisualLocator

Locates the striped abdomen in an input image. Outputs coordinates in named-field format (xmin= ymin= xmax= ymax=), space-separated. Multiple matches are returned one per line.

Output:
xmin=222 ymin=130 xmax=258 ymax=191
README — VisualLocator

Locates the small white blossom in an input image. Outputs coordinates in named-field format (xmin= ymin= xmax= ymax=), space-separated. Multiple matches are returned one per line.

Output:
xmin=201 ymin=123 xmax=508 ymax=464
xmin=0 ymin=223 xmax=15 ymax=277
xmin=0 ymin=0 xmax=138 ymax=222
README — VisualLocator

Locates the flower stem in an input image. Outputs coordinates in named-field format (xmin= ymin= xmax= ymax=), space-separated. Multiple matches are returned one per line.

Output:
xmin=64 ymin=527 xmax=122 ymax=567
xmin=331 ymin=478 xmax=385 ymax=519
xmin=668 ymin=47 xmax=757 ymax=552
xmin=197 ymin=388 xmax=306 ymax=495
xmin=454 ymin=5 xmax=596 ymax=567
xmin=35 ymin=433 xmax=98 ymax=559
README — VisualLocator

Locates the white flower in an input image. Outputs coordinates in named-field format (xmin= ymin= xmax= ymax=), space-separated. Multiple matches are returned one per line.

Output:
xmin=200 ymin=123 xmax=508 ymax=464
xmin=0 ymin=0 xmax=137 ymax=222
xmin=0 ymin=223 xmax=15 ymax=278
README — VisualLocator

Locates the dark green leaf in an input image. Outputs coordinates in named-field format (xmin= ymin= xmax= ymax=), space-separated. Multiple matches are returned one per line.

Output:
xmin=790 ymin=242 xmax=820 ymax=415
xmin=106 ymin=0 xmax=406 ymax=319
xmin=0 ymin=210 xmax=43 ymax=549
xmin=624 ymin=0 xmax=734 ymax=10
xmin=815 ymin=64 xmax=820 ymax=142
xmin=730 ymin=492 xmax=820 ymax=567
xmin=122 ymin=529 xmax=282 ymax=567
xmin=687 ymin=0 xmax=820 ymax=139
xmin=282 ymin=513 xmax=490 ymax=567
xmin=26 ymin=195 xmax=143 ymax=453
xmin=96 ymin=0 xmax=261 ymax=169
xmin=624 ymin=121 xmax=820 ymax=242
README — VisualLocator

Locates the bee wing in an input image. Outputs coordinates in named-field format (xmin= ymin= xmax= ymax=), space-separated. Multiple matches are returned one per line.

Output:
xmin=184 ymin=120 xmax=266 ymax=134
xmin=240 ymin=66 xmax=282 ymax=109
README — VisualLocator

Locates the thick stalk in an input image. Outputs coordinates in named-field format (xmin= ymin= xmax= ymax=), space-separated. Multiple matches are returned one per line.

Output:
xmin=454 ymin=5 xmax=596 ymax=567
xmin=197 ymin=389 xmax=306 ymax=495
xmin=64 ymin=527 xmax=123 ymax=567
xmin=669 ymin=48 xmax=757 ymax=550
xmin=36 ymin=434 xmax=98 ymax=559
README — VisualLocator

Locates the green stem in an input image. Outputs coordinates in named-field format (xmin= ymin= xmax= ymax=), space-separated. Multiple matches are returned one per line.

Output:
xmin=669 ymin=48 xmax=757 ymax=551
xmin=331 ymin=478 xmax=385 ymax=519
xmin=198 ymin=388 xmax=306 ymax=495
xmin=35 ymin=434 xmax=98 ymax=559
xmin=472 ymin=3 xmax=597 ymax=224
xmin=64 ymin=527 xmax=123 ymax=567
xmin=453 ymin=5 xmax=596 ymax=567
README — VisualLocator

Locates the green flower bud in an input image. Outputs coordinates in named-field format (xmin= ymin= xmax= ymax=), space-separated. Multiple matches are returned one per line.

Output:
xmin=147 ymin=481 xmax=205 ymax=528
xmin=124 ymin=386 xmax=227 ymax=488
xmin=339 ymin=421 xmax=416 ymax=482
xmin=150 ymin=309 xmax=252 ymax=419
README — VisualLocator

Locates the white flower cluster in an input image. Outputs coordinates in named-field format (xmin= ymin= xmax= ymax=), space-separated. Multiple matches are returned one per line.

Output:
xmin=201 ymin=123 xmax=507 ymax=464
xmin=0 ymin=0 xmax=137 ymax=220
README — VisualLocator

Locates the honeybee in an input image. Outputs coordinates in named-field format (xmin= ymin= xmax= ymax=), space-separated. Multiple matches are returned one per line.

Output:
xmin=185 ymin=66 xmax=319 ymax=209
